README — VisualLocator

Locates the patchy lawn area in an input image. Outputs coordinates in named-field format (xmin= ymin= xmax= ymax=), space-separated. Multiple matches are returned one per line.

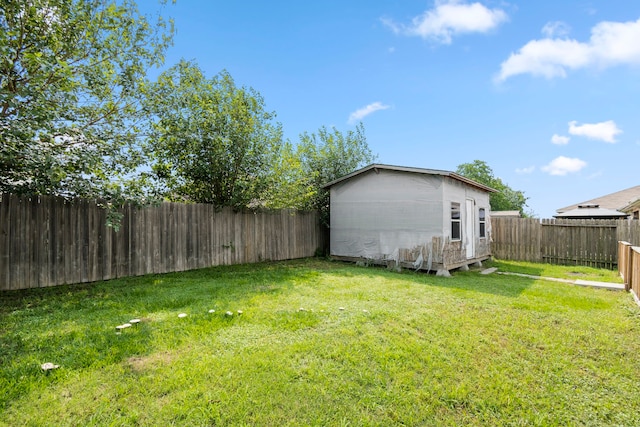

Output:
xmin=1 ymin=259 xmax=639 ymax=426
xmin=486 ymin=259 xmax=625 ymax=283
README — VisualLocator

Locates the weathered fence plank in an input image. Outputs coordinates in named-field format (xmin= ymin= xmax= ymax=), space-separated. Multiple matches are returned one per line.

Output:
xmin=490 ymin=217 xmax=541 ymax=262
xmin=619 ymin=241 xmax=633 ymax=290
xmin=492 ymin=217 xmax=640 ymax=269
xmin=540 ymin=219 xmax=618 ymax=269
xmin=0 ymin=194 xmax=8 ymax=287
xmin=0 ymin=195 xmax=324 ymax=291
xmin=630 ymin=247 xmax=640 ymax=301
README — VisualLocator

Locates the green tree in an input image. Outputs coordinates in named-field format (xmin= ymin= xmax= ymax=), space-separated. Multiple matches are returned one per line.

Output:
xmin=455 ymin=160 xmax=528 ymax=214
xmin=144 ymin=60 xmax=283 ymax=208
xmin=266 ymin=123 xmax=377 ymax=224
xmin=0 ymin=0 xmax=173 ymax=205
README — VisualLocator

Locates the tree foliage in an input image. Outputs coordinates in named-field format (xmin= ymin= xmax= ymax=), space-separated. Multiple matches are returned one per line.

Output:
xmin=144 ymin=60 xmax=283 ymax=208
xmin=455 ymin=160 xmax=528 ymax=214
xmin=0 ymin=0 xmax=173 ymax=203
xmin=266 ymin=123 xmax=377 ymax=224
xmin=0 ymin=0 xmax=378 ymax=224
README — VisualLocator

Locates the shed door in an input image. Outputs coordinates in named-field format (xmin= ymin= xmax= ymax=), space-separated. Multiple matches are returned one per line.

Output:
xmin=465 ymin=199 xmax=475 ymax=259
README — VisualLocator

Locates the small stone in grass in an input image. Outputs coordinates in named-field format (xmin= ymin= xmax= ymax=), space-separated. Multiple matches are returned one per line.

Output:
xmin=41 ymin=362 xmax=59 ymax=372
xmin=178 ymin=313 xmax=187 ymax=318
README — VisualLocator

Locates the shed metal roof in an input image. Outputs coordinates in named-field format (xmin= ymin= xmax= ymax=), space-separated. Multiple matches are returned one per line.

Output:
xmin=553 ymin=206 xmax=628 ymax=219
xmin=491 ymin=210 xmax=521 ymax=217
xmin=322 ymin=164 xmax=497 ymax=193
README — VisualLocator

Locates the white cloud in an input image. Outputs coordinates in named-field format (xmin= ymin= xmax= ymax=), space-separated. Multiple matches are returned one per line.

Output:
xmin=348 ymin=102 xmax=390 ymax=124
xmin=542 ymin=156 xmax=587 ymax=176
xmin=568 ymin=120 xmax=622 ymax=143
xmin=382 ymin=0 xmax=508 ymax=45
xmin=541 ymin=21 xmax=571 ymax=38
xmin=496 ymin=18 xmax=640 ymax=81
xmin=516 ymin=166 xmax=535 ymax=174
xmin=551 ymin=134 xmax=570 ymax=145
xmin=497 ymin=39 xmax=592 ymax=80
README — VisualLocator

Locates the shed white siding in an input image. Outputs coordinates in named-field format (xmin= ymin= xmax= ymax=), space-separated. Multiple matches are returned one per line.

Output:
xmin=330 ymin=169 xmax=444 ymax=260
xmin=441 ymin=176 xmax=491 ymax=261
xmin=328 ymin=166 xmax=492 ymax=272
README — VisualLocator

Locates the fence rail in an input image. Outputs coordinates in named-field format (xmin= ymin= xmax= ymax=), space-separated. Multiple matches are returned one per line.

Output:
xmin=492 ymin=217 xmax=640 ymax=269
xmin=0 ymin=194 xmax=325 ymax=291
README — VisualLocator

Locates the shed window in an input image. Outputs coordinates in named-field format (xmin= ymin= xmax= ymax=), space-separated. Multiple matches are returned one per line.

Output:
xmin=479 ymin=208 xmax=486 ymax=238
xmin=451 ymin=202 xmax=461 ymax=240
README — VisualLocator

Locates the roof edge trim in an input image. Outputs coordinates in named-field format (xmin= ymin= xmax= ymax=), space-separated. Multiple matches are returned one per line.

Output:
xmin=322 ymin=163 xmax=497 ymax=193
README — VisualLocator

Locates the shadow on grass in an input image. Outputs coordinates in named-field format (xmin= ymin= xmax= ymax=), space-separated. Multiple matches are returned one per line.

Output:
xmin=0 ymin=259 xmax=327 ymax=409
xmin=0 ymin=258 xmax=547 ymax=410
xmin=429 ymin=269 xmax=537 ymax=298
xmin=326 ymin=259 xmax=540 ymax=299
xmin=0 ymin=259 xmax=322 ymax=312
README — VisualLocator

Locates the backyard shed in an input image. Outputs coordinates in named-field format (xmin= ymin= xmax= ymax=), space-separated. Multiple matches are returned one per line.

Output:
xmin=323 ymin=164 xmax=496 ymax=275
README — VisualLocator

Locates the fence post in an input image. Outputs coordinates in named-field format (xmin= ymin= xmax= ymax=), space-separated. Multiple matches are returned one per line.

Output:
xmin=631 ymin=247 xmax=640 ymax=300
xmin=618 ymin=241 xmax=633 ymax=291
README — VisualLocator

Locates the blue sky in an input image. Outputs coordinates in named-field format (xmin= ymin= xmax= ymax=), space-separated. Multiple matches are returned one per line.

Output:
xmin=146 ymin=0 xmax=640 ymax=218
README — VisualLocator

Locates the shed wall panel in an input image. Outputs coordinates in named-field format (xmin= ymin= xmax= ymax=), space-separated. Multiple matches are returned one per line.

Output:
xmin=330 ymin=169 xmax=492 ymax=270
xmin=330 ymin=170 xmax=445 ymax=260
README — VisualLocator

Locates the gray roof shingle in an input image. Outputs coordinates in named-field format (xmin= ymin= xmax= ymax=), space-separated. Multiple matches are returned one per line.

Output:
xmin=556 ymin=185 xmax=640 ymax=213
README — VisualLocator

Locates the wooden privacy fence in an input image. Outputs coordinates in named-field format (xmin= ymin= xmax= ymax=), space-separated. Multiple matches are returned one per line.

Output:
xmin=619 ymin=241 xmax=633 ymax=290
xmin=491 ymin=217 xmax=640 ymax=269
xmin=0 ymin=194 xmax=325 ymax=291
xmin=631 ymin=247 xmax=640 ymax=299
xmin=618 ymin=242 xmax=640 ymax=296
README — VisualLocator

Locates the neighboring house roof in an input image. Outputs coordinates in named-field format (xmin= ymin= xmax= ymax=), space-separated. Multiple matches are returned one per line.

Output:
xmin=322 ymin=164 xmax=497 ymax=193
xmin=556 ymin=185 xmax=640 ymax=213
xmin=620 ymin=198 xmax=640 ymax=214
xmin=553 ymin=205 xmax=628 ymax=219
xmin=492 ymin=210 xmax=521 ymax=217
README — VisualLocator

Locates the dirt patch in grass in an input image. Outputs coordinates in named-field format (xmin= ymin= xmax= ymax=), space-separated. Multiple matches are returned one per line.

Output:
xmin=127 ymin=351 xmax=174 ymax=373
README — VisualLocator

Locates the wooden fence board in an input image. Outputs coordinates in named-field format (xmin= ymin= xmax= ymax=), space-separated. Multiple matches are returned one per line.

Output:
xmin=490 ymin=217 xmax=541 ymax=262
xmin=631 ymin=247 xmax=640 ymax=300
xmin=0 ymin=194 xmax=8 ymax=288
xmin=0 ymin=195 xmax=324 ymax=291
xmin=618 ymin=241 xmax=633 ymax=290
xmin=99 ymin=204 xmax=108 ymax=281
xmin=492 ymin=217 xmax=640 ymax=269
xmin=12 ymin=196 xmax=27 ymax=289
xmin=62 ymin=199 xmax=72 ymax=285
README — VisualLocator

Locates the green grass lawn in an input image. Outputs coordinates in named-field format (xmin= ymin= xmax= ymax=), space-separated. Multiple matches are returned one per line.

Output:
xmin=486 ymin=259 xmax=625 ymax=283
xmin=1 ymin=259 xmax=639 ymax=426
